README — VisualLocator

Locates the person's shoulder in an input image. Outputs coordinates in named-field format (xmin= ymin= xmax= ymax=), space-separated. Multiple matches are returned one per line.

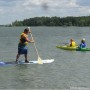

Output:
xmin=21 ymin=32 xmax=27 ymax=36
xmin=21 ymin=32 xmax=24 ymax=35
xmin=21 ymin=33 xmax=27 ymax=38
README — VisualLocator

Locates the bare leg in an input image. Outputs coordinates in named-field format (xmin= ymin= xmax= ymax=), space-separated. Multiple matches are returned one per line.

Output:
xmin=24 ymin=54 xmax=29 ymax=63
xmin=16 ymin=54 xmax=20 ymax=62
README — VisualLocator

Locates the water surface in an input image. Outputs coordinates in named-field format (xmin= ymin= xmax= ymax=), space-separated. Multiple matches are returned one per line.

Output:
xmin=0 ymin=26 xmax=90 ymax=89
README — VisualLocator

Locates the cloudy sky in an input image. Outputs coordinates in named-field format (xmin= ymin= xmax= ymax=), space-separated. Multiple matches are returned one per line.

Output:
xmin=0 ymin=0 xmax=90 ymax=25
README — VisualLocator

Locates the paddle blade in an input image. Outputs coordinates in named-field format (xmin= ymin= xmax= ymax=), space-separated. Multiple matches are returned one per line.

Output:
xmin=38 ymin=57 xmax=43 ymax=64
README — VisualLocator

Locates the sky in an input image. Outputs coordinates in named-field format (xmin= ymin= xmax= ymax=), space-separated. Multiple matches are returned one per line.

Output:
xmin=0 ymin=0 xmax=90 ymax=25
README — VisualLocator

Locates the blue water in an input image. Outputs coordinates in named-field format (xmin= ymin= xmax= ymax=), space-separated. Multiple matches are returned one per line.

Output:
xmin=0 ymin=26 xmax=90 ymax=89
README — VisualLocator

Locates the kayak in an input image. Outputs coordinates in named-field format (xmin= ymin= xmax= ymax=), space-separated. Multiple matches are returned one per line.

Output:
xmin=56 ymin=45 xmax=90 ymax=51
xmin=0 ymin=59 xmax=54 ymax=66
xmin=56 ymin=45 xmax=77 ymax=50
xmin=76 ymin=48 xmax=90 ymax=51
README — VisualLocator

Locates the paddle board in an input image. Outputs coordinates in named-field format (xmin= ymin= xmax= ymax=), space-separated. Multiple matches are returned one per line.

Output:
xmin=0 ymin=59 xmax=54 ymax=66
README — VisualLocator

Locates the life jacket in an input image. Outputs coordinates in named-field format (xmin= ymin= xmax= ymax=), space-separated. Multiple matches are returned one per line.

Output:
xmin=80 ymin=43 xmax=86 ymax=48
xmin=70 ymin=41 xmax=76 ymax=47
xmin=19 ymin=32 xmax=28 ymax=46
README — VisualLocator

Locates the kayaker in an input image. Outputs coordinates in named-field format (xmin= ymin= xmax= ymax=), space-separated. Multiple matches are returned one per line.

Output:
xmin=16 ymin=27 xmax=34 ymax=63
xmin=79 ymin=38 xmax=86 ymax=48
xmin=70 ymin=39 xmax=76 ymax=47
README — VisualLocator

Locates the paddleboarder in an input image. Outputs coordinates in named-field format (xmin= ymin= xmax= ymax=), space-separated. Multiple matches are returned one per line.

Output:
xmin=16 ymin=27 xmax=34 ymax=63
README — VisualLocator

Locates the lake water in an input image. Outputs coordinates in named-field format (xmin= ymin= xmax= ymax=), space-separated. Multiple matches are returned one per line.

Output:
xmin=0 ymin=26 xmax=90 ymax=89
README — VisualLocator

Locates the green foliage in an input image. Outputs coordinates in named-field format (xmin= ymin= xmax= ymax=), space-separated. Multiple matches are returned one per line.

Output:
xmin=12 ymin=16 xmax=90 ymax=26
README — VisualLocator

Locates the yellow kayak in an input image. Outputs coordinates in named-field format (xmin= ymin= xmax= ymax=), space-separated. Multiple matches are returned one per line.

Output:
xmin=56 ymin=45 xmax=78 ymax=50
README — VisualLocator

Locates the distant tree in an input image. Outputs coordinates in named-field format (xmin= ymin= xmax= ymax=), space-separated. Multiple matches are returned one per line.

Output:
xmin=11 ymin=16 xmax=90 ymax=26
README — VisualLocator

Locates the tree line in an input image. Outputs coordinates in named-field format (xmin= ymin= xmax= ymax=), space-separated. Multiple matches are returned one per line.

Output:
xmin=11 ymin=16 xmax=90 ymax=26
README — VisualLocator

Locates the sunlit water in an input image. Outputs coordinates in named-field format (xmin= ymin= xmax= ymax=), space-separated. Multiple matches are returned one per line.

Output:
xmin=0 ymin=26 xmax=90 ymax=89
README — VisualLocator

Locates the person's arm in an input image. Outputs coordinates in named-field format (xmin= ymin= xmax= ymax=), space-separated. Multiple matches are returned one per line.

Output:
xmin=70 ymin=43 xmax=72 ymax=46
xmin=21 ymin=34 xmax=34 ymax=43
xmin=80 ymin=43 xmax=82 ymax=48
xmin=84 ymin=43 xmax=86 ymax=47
xmin=25 ymin=37 xmax=34 ymax=43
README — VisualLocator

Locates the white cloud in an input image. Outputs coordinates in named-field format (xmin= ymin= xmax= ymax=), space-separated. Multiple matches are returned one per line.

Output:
xmin=66 ymin=0 xmax=78 ymax=7
xmin=0 ymin=0 xmax=90 ymax=24
xmin=0 ymin=8 xmax=4 ymax=14
xmin=78 ymin=6 xmax=90 ymax=14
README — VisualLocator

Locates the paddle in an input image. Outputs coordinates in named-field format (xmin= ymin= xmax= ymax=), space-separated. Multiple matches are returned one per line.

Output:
xmin=28 ymin=27 xmax=43 ymax=64
xmin=59 ymin=42 xmax=69 ymax=45
xmin=57 ymin=42 xmax=68 ymax=48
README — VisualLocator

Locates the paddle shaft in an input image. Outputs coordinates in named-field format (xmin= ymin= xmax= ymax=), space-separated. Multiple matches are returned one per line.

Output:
xmin=30 ymin=33 xmax=40 ymax=57
xmin=29 ymin=28 xmax=43 ymax=64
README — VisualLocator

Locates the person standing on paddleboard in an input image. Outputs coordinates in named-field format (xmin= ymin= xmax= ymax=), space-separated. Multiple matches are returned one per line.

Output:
xmin=16 ymin=27 xmax=34 ymax=63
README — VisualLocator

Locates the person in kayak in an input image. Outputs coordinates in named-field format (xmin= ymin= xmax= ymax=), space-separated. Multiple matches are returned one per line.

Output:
xmin=79 ymin=38 xmax=86 ymax=48
xmin=70 ymin=39 xmax=76 ymax=47
xmin=16 ymin=27 xmax=34 ymax=63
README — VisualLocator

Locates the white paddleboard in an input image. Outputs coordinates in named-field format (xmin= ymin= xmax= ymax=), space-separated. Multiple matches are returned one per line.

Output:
xmin=0 ymin=59 xmax=54 ymax=66
xmin=18 ymin=59 xmax=54 ymax=64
